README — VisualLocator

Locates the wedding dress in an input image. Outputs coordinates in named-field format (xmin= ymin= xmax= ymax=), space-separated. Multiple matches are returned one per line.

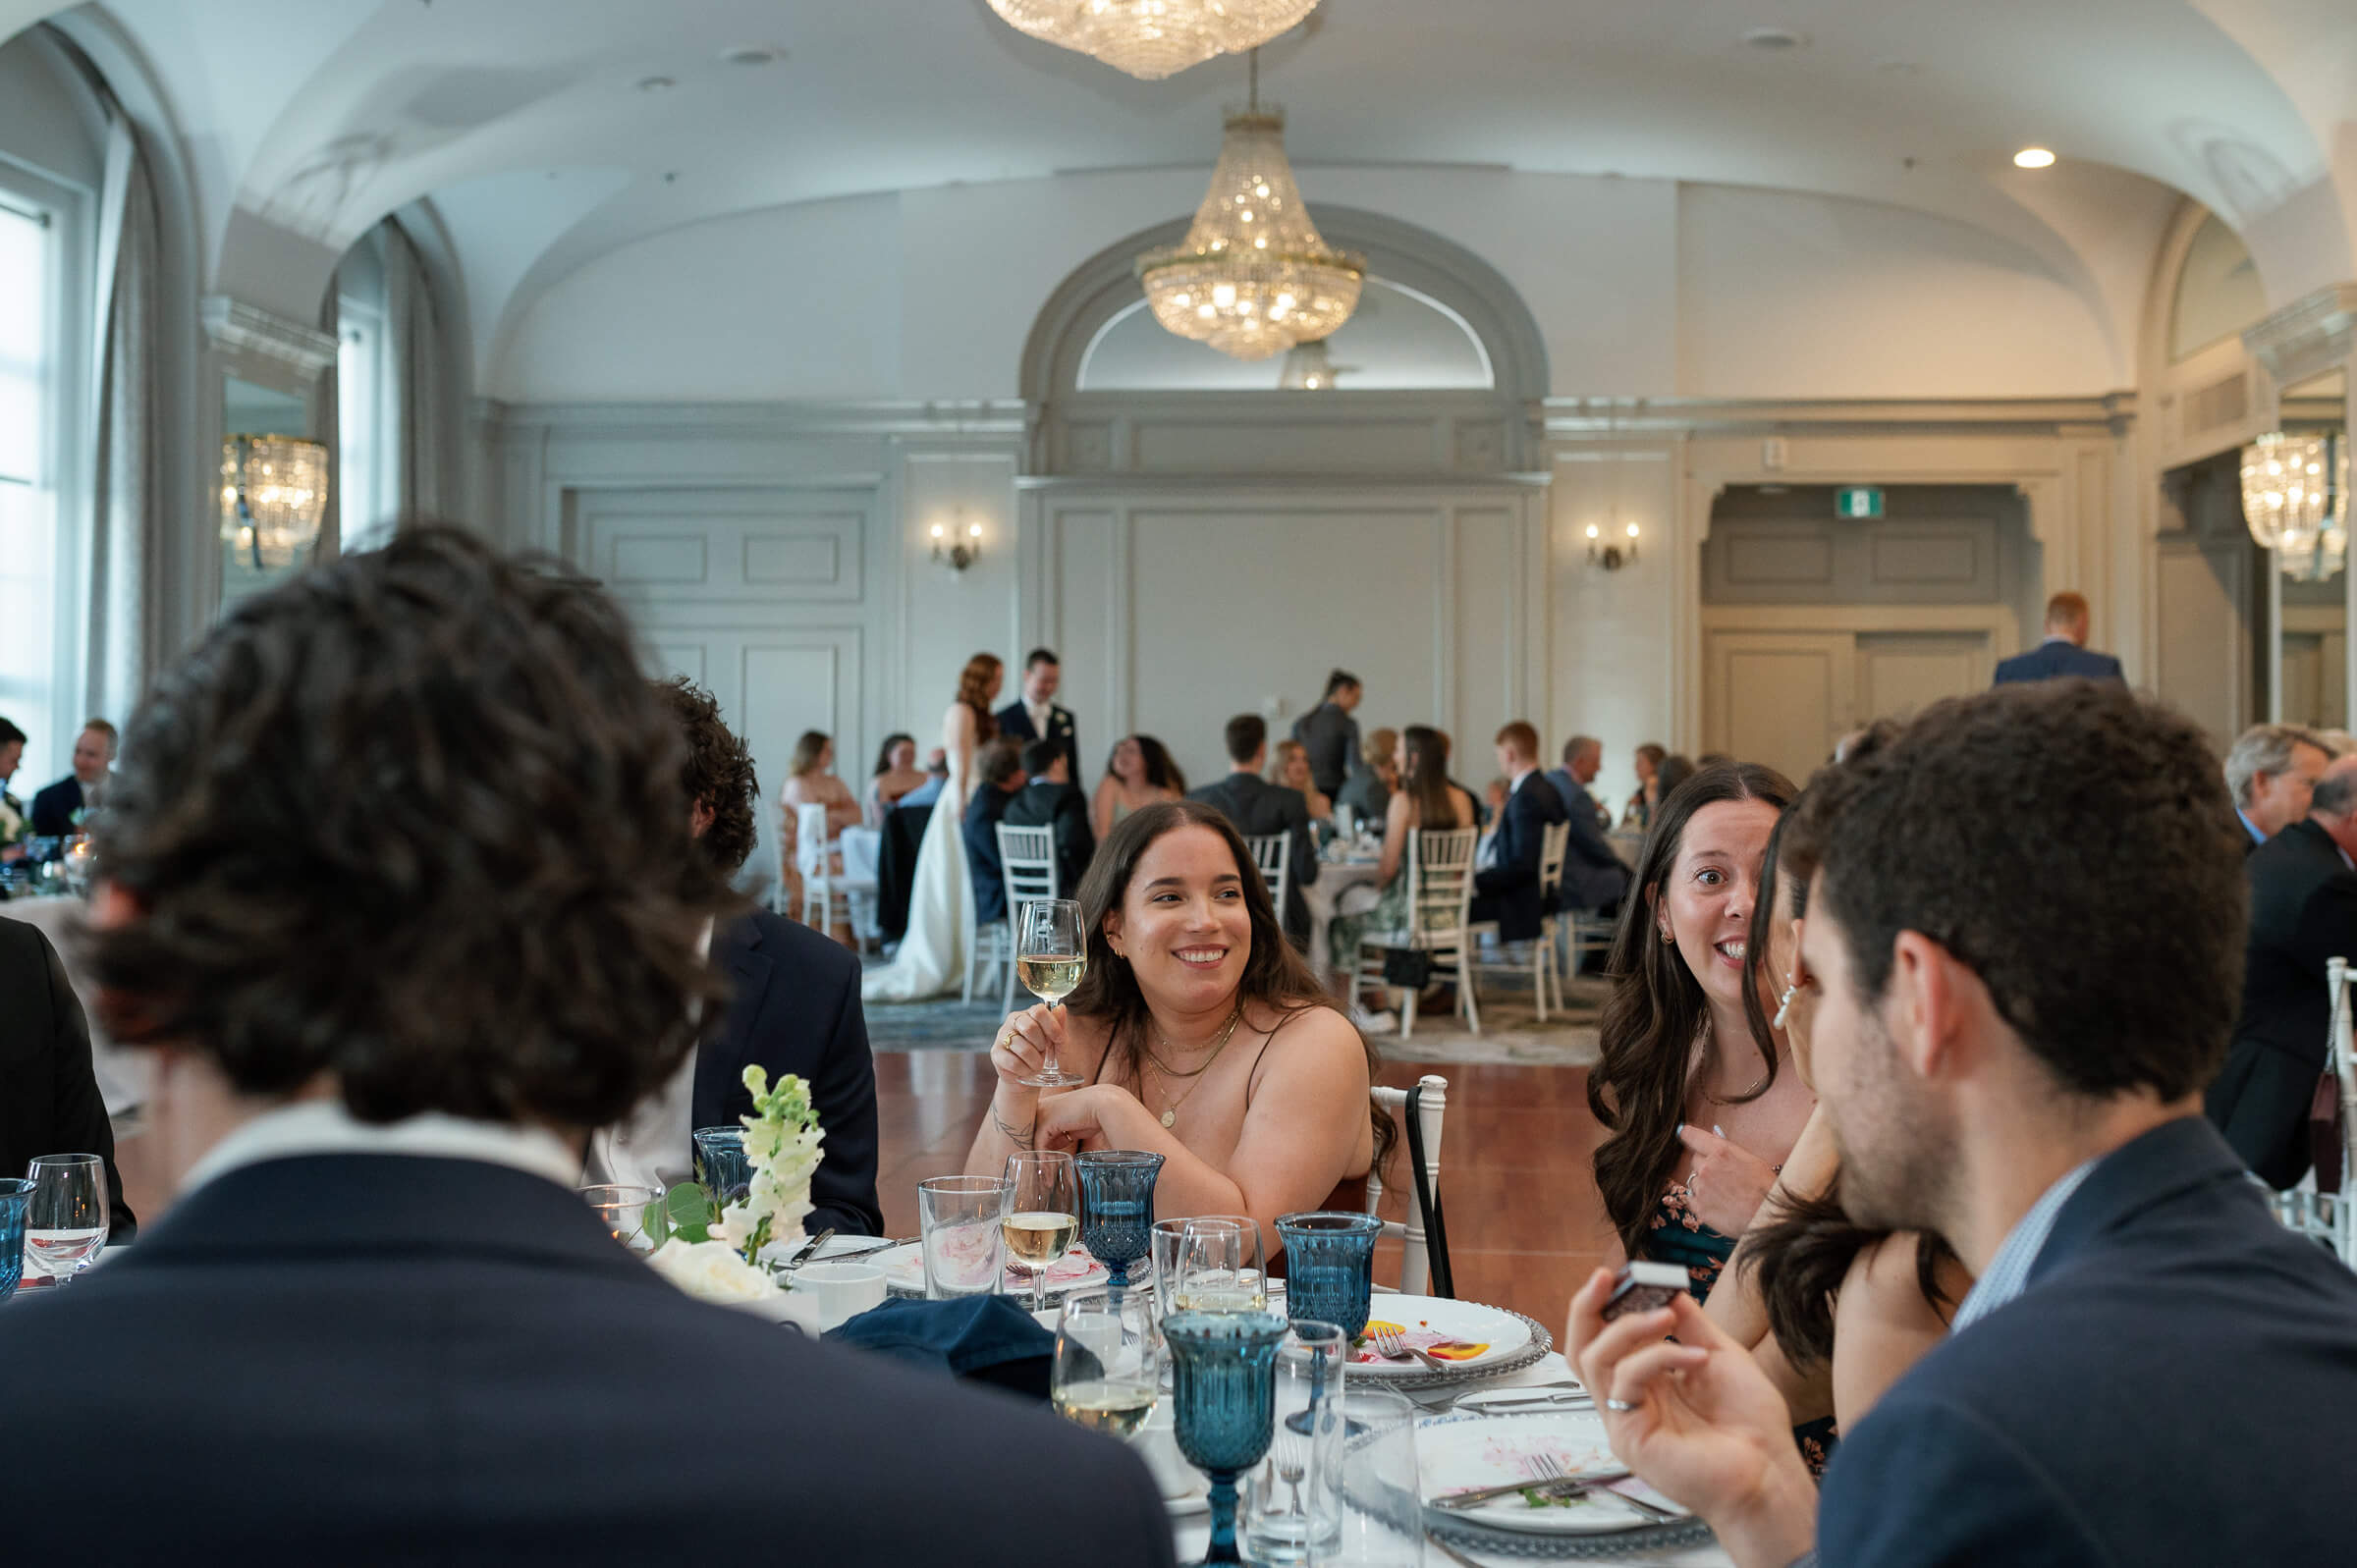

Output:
xmin=860 ymin=702 xmax=975 ymax=1002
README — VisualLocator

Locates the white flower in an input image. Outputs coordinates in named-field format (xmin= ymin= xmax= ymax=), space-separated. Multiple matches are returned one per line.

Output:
xmin=646 ymin=1238 xmax=775 ymax=1305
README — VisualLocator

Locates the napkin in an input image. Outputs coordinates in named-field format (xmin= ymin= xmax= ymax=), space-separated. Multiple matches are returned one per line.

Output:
xmin=824 ymin=1295 xmax=1055 ymax=1401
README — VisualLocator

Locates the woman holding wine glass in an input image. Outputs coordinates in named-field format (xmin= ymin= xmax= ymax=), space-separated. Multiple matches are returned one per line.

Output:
xmin=962 ymin=801 xmax=1389 ymax=1262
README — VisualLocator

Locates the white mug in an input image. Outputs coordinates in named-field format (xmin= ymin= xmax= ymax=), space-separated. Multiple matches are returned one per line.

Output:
xmin=794 ymin=1262 xmax=888 ymax=1330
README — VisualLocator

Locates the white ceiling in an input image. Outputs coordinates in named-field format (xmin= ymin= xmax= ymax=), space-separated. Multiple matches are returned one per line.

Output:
xmin=13 ymin=0 xmax=2357 ymax=382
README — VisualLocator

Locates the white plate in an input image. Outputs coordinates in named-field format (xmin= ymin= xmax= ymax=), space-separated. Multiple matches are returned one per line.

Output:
xmin=751 ymin=1233 xmax=894 ymax=1270
xmin=873 ymin=1240 xmax=1111 ymax=1299
xmin=1416 ymin=1411 xmax=1689 ymax=1536
xmin=1343 ymin=1296 xmax=1531 ymax=1378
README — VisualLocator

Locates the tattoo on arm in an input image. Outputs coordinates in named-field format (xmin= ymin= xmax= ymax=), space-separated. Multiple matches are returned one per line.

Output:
xmin=992 ymin=1106 xmax=1036 ymax=1151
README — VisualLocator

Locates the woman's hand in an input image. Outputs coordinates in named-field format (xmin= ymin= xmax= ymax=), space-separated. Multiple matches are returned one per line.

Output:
xmin=989 ymin=1003 xmax=1068 ymax=1098
xmin=1678 ymin=1124 xmax=1780 ymax=1237
xmin=1033 ymin=1083 xmax=1154 ymax=1157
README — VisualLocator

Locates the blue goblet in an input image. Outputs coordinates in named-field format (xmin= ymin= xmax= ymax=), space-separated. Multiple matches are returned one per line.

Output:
xmin=1275 ymin=1212 xmax=1385 ymax=1339
xmin=1165 ymin=1309 xmax=1288 ymax=1566
xmin=1075 ymin=1149 xmax=1163 ymax=1293
xmin=691 ymin=1126 xmax=752 ymax=1209
xmin=0 ymin=1178 xmax=28 ymax=1300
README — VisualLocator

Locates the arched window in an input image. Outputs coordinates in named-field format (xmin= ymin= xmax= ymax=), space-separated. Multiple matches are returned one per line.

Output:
xmin=2169 ymin=213 xmax=2265 ymax=363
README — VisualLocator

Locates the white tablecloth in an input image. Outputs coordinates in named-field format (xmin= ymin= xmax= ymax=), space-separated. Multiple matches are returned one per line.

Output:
xmin=1301 ymin=858 xmax=1388 ymax=979
xmin=0 ymin=893 xmax=149 ymax=1115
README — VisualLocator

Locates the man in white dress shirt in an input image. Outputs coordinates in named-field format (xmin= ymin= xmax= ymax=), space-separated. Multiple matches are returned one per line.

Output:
xmin=995 ymin=647 xmax=1081 ymax=784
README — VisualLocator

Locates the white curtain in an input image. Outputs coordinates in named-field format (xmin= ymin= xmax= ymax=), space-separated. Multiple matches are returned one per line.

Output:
xmin=383 ymin=221 xmax=453 ymax=525
xmin=81 ymin=108 xmax=160 ymax=726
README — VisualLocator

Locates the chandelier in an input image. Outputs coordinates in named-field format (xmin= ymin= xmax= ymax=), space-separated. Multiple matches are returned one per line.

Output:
xmin=985 ymin=0 xmax=1321 ymax=81
xmin=2241 ymin=430 xmax=2348 ymax=582
xmin=1135 ymin=56 xmax=1362 ymax=362
xmin=219 ymin=434 xmax=329 ymax=570
xmin=1276 ymin=338 xmax=1344 ymax=390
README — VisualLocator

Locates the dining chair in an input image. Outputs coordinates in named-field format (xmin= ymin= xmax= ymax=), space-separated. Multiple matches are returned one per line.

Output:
xmin=991 ymin=823 xmax=1059 ymax=1012
xmin=1467 ymin=819 xmax=1569 ymax=1022
xmin=1361 ymin=1074 xmax=1447 ymax=1293
xmin=795 ymin=801 xmax=878 ymax=953
xmin=1353 ymin=827 xmax=1480 ymax=1039
xmin=2271 ymin=955 xmax=2357 ymax=1264
xmin=1243 ymin=832 xmax=1290 ymax=929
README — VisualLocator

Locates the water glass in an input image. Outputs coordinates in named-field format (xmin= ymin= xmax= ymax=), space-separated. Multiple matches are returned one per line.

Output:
xmin=1276 ymin=1211 xmax=1384 ymax=1338
xmin=576 ymin=1183 xmax=664 ymax=1254
xmin=0 ymin=1178 xmax=30 ymax=1299
xmin=24 ymin=1154 xmax=108 ymax=1285
xmin=917 ymin=1174 xmax=1014 ymax=1298
xmin=1051 ymin=1286 xmax=1162 ymax=1437
xmin=1170 ymin=1217 xmax=1268 ymax=1315
xmin=1166 ymin=1308 xmax=1290 ymax=1566
xmin=691 ymin=1126 xmax=751 ymax=1209
xmin=1076 ymin=1149 xmax=1164 ymax=1292
xmin=1242 ymin=1322 xmax=1347 ymax=1564
xmin=1151 ymin=1213 xmax=1261 ymax=1321
xmin=1003 ymin=1150 xmax=1079 ymax=1313
xmin=792 ymin=1262 xmax=888 ymax=1330
xmin=1327 ymin=1386 xmax=1424 ymax=1566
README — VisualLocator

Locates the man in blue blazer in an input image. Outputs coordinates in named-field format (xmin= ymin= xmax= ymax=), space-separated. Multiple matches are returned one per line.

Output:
xmin=1991 ymin=590 xmax=2125 ymax=684
xmin=27 ymin=718 xmax=116 ymax=837
xmin=1541 ymin=732 xmax=1630 ymax=913
xmin=1569 ymin=679 xmax=2357 ymax=1568
xmin=2 ymin=530 xmax=1173 ymax=1564
xmin=994 ymin=647 xmax=1080 ymax=784
xmin=1472 ymin=721 xmax=1570 ymax=942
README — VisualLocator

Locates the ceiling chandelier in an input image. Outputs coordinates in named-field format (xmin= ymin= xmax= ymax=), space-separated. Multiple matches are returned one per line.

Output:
xmin=2241 ymin=430 xmax=2348 ymax=582
xmin=1135 ymin=53 xmax=1363 ymax=362
xmin=1276 ymin=338 xmax=1347 ymax=390
xmin=219 ymin=434 xmax=329 ymax=570
xmin=985 ymin=0 xmax=1321 ymax=81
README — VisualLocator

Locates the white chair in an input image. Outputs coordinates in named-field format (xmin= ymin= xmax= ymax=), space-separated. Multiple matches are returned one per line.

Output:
xmin=1468 ymin=819 xmax=1569 ymax=1022
xmin=988 ymin=823 xmax=1060 ymax=1012
xmin=1359 ymin=1074 xmax=1448 ymax=1293
xmin=1244 ymin=832 xmax=1291 ymax=926
xmin=2270 ymin=955 xmax=2357 ymax=1261
xmin=792 ymin=801 xmax=878 ymax=953
xmin=1353 ymin=827 xmax=1480 ymax=1039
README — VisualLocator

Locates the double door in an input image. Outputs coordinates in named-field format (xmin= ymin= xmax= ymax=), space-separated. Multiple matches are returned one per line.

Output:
xmin=1702 ymin=618 xmax=2001 ymax=785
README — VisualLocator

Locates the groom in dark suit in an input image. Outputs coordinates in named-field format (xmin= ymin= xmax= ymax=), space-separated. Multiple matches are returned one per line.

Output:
xmin=995 ymin=648 xmax=1080 ymax=784
xmin=1 ymin=529 xmax=1173 ymax=1564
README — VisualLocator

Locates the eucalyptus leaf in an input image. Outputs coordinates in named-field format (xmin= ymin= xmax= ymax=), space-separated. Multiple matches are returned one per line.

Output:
xmin=663 ymin=1181 xmax=716 ymax=1245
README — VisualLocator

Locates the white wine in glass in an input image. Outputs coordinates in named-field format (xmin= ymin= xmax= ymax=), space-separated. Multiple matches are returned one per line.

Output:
xmin=1052 ymin=1287 xmax=1161 ymax=1437
xmin=1015 ymin=898 xmax=1086 ymax=1088
xmin=1052 ymin=1378 xmax=1159 ymax=1436
xmin=1002 ymin=1150 xmax=1078 ymax=1312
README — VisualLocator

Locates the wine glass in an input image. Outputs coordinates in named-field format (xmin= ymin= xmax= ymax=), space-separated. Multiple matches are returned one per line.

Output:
xmin=1015 ymin=898 xmax=1086 ymax=1088
xmin=24 ymin=1154 xmax=108 ymax=1286
xmin=1002 ymin=1150 xmax=1078 ymax=1314
xmin=1166 ymin=1308 xmax=1290 ymax=1565
xmin=576 ymin=1183 xmax=663 ymax=1255
xmin=1051 ymin=1286 xmax=1162 ymax=1437
xmin=1171 ymin=1217 xmax=1269 ymax=1315
xmin=1075 ymin=1149 xmax=1164 ymax=1294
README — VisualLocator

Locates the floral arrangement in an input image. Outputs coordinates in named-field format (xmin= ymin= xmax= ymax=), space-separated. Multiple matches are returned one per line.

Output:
xmin=0 ymin=791 xmax=24 ymax=852
xmin=645 ymin=1065 xmax=825 ymax=1310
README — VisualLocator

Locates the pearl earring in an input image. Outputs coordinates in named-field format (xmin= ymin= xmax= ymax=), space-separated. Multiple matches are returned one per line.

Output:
xmin=1772 ymin=976 xmax=1800 ymax=1030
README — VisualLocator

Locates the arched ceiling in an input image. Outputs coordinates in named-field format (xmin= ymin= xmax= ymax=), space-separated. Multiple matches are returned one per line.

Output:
xmin=13 ymin=0 xmax=2357 ymax=386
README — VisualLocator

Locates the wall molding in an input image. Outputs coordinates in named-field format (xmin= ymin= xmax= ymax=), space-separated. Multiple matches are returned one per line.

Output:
xmin=2242 ymin=282 xmax=2357 ymax=390
xmin=200 ymin=294 xmax=337 ymax=380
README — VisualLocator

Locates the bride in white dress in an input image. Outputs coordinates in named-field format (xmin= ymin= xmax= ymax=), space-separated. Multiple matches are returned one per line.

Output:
xmin=861 ymin=652 xmax=1003 ymax=1003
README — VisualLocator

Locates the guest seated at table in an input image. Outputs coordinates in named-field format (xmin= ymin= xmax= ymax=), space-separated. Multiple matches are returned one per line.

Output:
xmin=1569 ymin=681 xmax=2357 ymax=1568
xmin=1333 ymin=727 xmax=1396 ymax=832
xmin=1189 ymin=716 xmax=1320 ymax=948
xmin=0 ymin=715 xmax=26 ymax=865
xmin=964 ymin=800 xmax=1386 ymax=1256
xmin=1543 ymin=734 xmax=1632 ymax=916
xmin=1622 ymin=741 xmax=1666 ymax=830
xmin=780 ymin=730 xmax=863 ymax=947
xmin=0 ymin=920 xmax=136 ymax=1239
xmin=30 ymin=718 xmax=116 ymax=837
xmin=1090 ymin=732 xmax=1185 ymax=842
xmin=1652 ymin=750 xmax=1696 ymax=805
xmin=898 ymin=746 xmax=952 ymax=810
xmin=865 ymin=732 xmax=929 ymax=826
xmin=1267 ymin=739 xmax=1332 ymax=823
xmin=584 ymin=679 xmax=883 ymax=1238
xmin=1327 ymin=726 xmax=1478 ymax=989
xmin=18 ymin=528 xmax=1169 ymax=1564
xmin=1468 ymin=722 xmax=1570 ymax=943
xmin=961 ymin=740 xmax=1027 ymax=928
xmin=1005 ymin=737 xmax=1096 ymax=896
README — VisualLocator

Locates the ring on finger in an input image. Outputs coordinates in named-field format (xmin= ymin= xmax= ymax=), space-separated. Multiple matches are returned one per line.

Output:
xmin=1604 ymin=1397 xmax=1637 ymax=1413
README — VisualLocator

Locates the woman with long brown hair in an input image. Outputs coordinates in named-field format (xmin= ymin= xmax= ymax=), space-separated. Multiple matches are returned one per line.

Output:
xmin=777 ymin=730 xmax=862 ymax=946
xmin=967 ymin=799 xmax=1389 ymax=1250
xmin=1325 ymin=725 xmax=1477 ymax=986
xmin=862 ymin=652 xmax=1005 ymax=1002
xmin=1090 ymin=732 xmax=1186 ymax=842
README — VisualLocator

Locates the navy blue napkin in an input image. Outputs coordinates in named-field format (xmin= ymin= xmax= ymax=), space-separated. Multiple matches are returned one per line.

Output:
xmin=825 ymin=1295 xmax=1054 ymax=1400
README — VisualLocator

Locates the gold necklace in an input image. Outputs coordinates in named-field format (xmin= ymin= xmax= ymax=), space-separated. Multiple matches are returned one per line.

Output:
xmin=1150 ymin=1005 xmax=1246 ymax=1128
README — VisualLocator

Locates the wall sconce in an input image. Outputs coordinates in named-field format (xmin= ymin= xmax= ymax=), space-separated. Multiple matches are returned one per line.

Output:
xmin=931 ymin=518 xmax=984 ymax=572
xmin=1586 ymin=519 xmax=1639 ymax=570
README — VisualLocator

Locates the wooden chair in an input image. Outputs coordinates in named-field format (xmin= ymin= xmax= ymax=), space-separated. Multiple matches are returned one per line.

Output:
xmin=1468 ymin=818 xmax=1569 ymax=1022
xmin=1243 ymin=832 xmax=1290 ymax=928
xmin=1353 ymin=827 xmax=1480 ymax=1039
xmin=1360 ymin=1074 xmax=1448 ymax=1293
xmin=988 ymin=823 xmax=1059 ymax=1012
xmin=793 ymin=801 xmax=877 ymax=953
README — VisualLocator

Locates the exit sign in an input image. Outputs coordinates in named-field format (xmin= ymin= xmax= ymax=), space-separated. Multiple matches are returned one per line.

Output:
xmin=1835 ymin=486 xmax=1885 ymax=519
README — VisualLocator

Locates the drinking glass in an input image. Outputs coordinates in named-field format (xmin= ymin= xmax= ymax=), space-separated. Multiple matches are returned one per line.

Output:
xmin=1051 ymin=1286 xmax=1162 ymax=1437
xmin=1151 ymin=1213 xmax=1260 ymax=1321
xmin=1166 ymin=1308 xmax=1289 ymax=1566
xmin=1275 ymin=1211 xmax=1384 ymax=1338
xmin=0 ymin=1178 xmax=30 ymax=1300
xmin=691 ymin=1126 xmax=751 ymax=1209
xmin=1075 ymin=1149 xmax=1164 ymax=1294
xmin=576 ymin=1183 xmax=664 ymax=1255
xmin=1327 ymin=1386 xmax=1423 ymax=1566
xmin=24 ymin=1154 xmax=108 ymax=1285
xmin=1002 ymin=1150 xmax=1079 ymax=1313
xmin=1171 ymin=1217 xmax=1269 ymax=1315
xmin=1015 ymin=897 xmax=1087 ymax=1088
xmin=1242 ymin=1322 xmax=1347 ymax=1565
xmin=917 ymin=1174 xmax=1014 ymax=1298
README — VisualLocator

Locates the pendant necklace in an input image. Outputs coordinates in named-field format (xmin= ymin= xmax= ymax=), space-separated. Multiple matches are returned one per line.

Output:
xmin=1150 ymin=1005 xmax=1246 ymax=1128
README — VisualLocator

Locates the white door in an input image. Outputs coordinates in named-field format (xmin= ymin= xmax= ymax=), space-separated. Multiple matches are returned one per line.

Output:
xmin=1854 ymin=631 xmax=1991 ymax=728
xmin=1705 ymin=631 xmax=1854 ymax=786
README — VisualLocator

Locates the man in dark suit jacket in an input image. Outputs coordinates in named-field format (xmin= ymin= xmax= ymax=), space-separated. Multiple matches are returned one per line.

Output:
xmin=5 ymin=529 xmax=1172 ymax=1563
xmin=27 ymin=719 xmax=117 ymax=838
xmin=2223 ymin=721 xmax=2331 ymax=853
xmin=994 ymin=648 xmax=1080 ymax=784
xmin=1289 ymin=669 xmax=1363 ymax=798
xmin=1188 ymin=714 xmax=1319 ymax=947
xmin=1471 ymin=722 xmax=1569 ymax=942
xmin=1570 ymin=680 xmax=2357 ymax=1568
xmin=962 ymin=740 xmax=1026 ymax=928
xmin=1004 ymin=737 xmax=1095 ymax=897
xmin=2206 ymin=758 xmax=2357 ymax=1188
xmin=1540 ymin=732 xmax=1630 ymax=913
xmin=1991 ymin=589 xmax=2126 ymax=685
xmin=0 ymin=919 xmax=135 ymax=1240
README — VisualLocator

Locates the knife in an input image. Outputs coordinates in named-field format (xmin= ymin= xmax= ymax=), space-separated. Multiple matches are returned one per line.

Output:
xmin=776 ymin=1228 xmax=836 ymax=1272
xmin=1431 ymin=1470 xmax=1630 ymax=1511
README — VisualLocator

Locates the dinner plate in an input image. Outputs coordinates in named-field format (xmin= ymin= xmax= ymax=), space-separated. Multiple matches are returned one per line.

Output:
xmin=1343 ymin=1295 xmax=1532 ymax=1379
xmin=1416 ymin=1411 xmax=1690 ymax=1537
xmin=875 ymin=1240 xmax=1111 ymax=1300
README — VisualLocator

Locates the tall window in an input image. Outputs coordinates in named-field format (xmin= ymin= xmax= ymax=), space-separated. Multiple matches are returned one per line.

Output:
xmin=0 ymin=199 xmax=56 ymax=785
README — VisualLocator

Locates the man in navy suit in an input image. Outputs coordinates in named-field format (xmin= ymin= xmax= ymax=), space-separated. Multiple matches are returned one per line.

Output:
xmin=1 ymin=529 xmax=1173 ymax=1564
xmin=1569 ymin=679 xmax=2357 ymax=1568
xmin=1991 ymin=590 xmax=2125 ymax=684
xmin=1187 ymin=714 xmax=1319 ymax=947
xmin=994 ymin=647 xmax=1080 ymax=784
xmin=962 ymin=740 xmax=1026 ymax=927
xmin=1471 ymin=721 xmax=1569 ymax=942
xmin=27 ymin=717 xmax=116 ymax=837
xmin=1004 ymin=737 xmax=1095 ymax=896
xmin=1541 ymin=732 xmax=1630 ymax=913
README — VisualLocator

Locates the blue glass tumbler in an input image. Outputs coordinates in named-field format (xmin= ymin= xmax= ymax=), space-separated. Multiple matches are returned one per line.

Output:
xmin=1166 ymin=1309 xmax=1288 ymax=1566
xmin=1075 ymin=1149 xmax=1163 ymax=1293
xmin=0 ymin=1178 xmax=29 ymax=1300
xmin=1276 ymin=1212 xmax=1385 ymax=1339
xmin=691 ymin=1126 xmax=752 ymax=1209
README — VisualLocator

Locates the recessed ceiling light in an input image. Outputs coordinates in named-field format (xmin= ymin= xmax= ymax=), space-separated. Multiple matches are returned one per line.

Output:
xmin=722 ymin=44 xmax=783 ymax=67
xmin=1743 ymin=27 xmax=1807 ymax=50
xmin=636 ymin=76 xmax=675 ymax=92
xmin=2013 ymin=146 xmax=2057 ymax=169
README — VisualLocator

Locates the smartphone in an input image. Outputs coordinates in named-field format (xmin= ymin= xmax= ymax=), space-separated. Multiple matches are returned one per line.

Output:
xmin=1601 ymin=1260 xmax=1690 ymax=1323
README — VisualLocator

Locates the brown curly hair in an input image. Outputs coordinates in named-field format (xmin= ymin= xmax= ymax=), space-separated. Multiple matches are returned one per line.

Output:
xmin=86 ymin=527 xmax=736 ymax=1128
xmin=660 ymin=678 xmax=761 ymax=875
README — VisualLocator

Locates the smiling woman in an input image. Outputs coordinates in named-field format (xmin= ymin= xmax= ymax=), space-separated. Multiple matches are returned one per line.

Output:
xmin=964 ymin=799 xmax=1387 ymax=1255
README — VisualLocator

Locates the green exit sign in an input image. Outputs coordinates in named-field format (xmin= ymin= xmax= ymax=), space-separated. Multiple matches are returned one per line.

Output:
xmin=1835 ymin=486 xmax=1885 ymax=519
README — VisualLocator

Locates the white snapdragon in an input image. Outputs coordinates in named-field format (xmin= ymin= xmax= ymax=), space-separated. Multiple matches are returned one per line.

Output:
xmin=736 ymin=1064 xmax=826 ymax=1251
xmin=645 ymin=1238 xmax=773 ymax=1305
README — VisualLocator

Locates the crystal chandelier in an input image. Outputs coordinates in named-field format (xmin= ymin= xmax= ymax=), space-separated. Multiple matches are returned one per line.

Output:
xmin=219 ymin=434 xmax=329 ymax=570
xmin=2241 ymin=430 xmax=2348 ymax=582
xmin=1135 ymin=55 xmax=1362 ymax=362
xmin=986 ymin=0 xmax=1321 ymax=81
xmin=1276 ymin=338 xmax=1343 ymax=390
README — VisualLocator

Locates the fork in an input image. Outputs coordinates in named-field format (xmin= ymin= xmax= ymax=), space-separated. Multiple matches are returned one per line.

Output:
xmin=1531 ymin=1454 xmax=1682 ymax=1522
xmin=1370 ymin=1328 xmax=1451 ymax=1372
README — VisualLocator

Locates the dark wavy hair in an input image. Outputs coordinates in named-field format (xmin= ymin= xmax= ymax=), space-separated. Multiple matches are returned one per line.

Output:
xmin=661 ymin=677 xmax=761 ymax=875
xmin=1069 ymin=799 xmax=1392 ymax=1171
xmin=872 ymin=732 xmax=916 ymax=778
xmin=1107 ymin=733 xmax=1186 ymax=793
xmin=86 ymin=527 xmax=735 ymax=1127
xmin=1587 ymin=760 xmax=1798 ymax=1260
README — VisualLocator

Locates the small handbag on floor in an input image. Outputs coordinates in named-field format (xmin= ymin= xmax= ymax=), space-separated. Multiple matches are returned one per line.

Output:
xmin=1381 ymin=946 xmax=1435 ymax=990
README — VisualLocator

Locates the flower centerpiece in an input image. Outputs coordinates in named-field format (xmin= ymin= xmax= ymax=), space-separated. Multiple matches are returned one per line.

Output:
xmin=644 ymin=1064 xmax=826 ymax=1320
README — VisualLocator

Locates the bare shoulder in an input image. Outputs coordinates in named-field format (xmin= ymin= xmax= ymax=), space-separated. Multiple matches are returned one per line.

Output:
xmin=1840 ymin=1232 xmax=1961 ymax=1332
xmin=1247 ymin=1001 xmax=1371 ymax=1087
